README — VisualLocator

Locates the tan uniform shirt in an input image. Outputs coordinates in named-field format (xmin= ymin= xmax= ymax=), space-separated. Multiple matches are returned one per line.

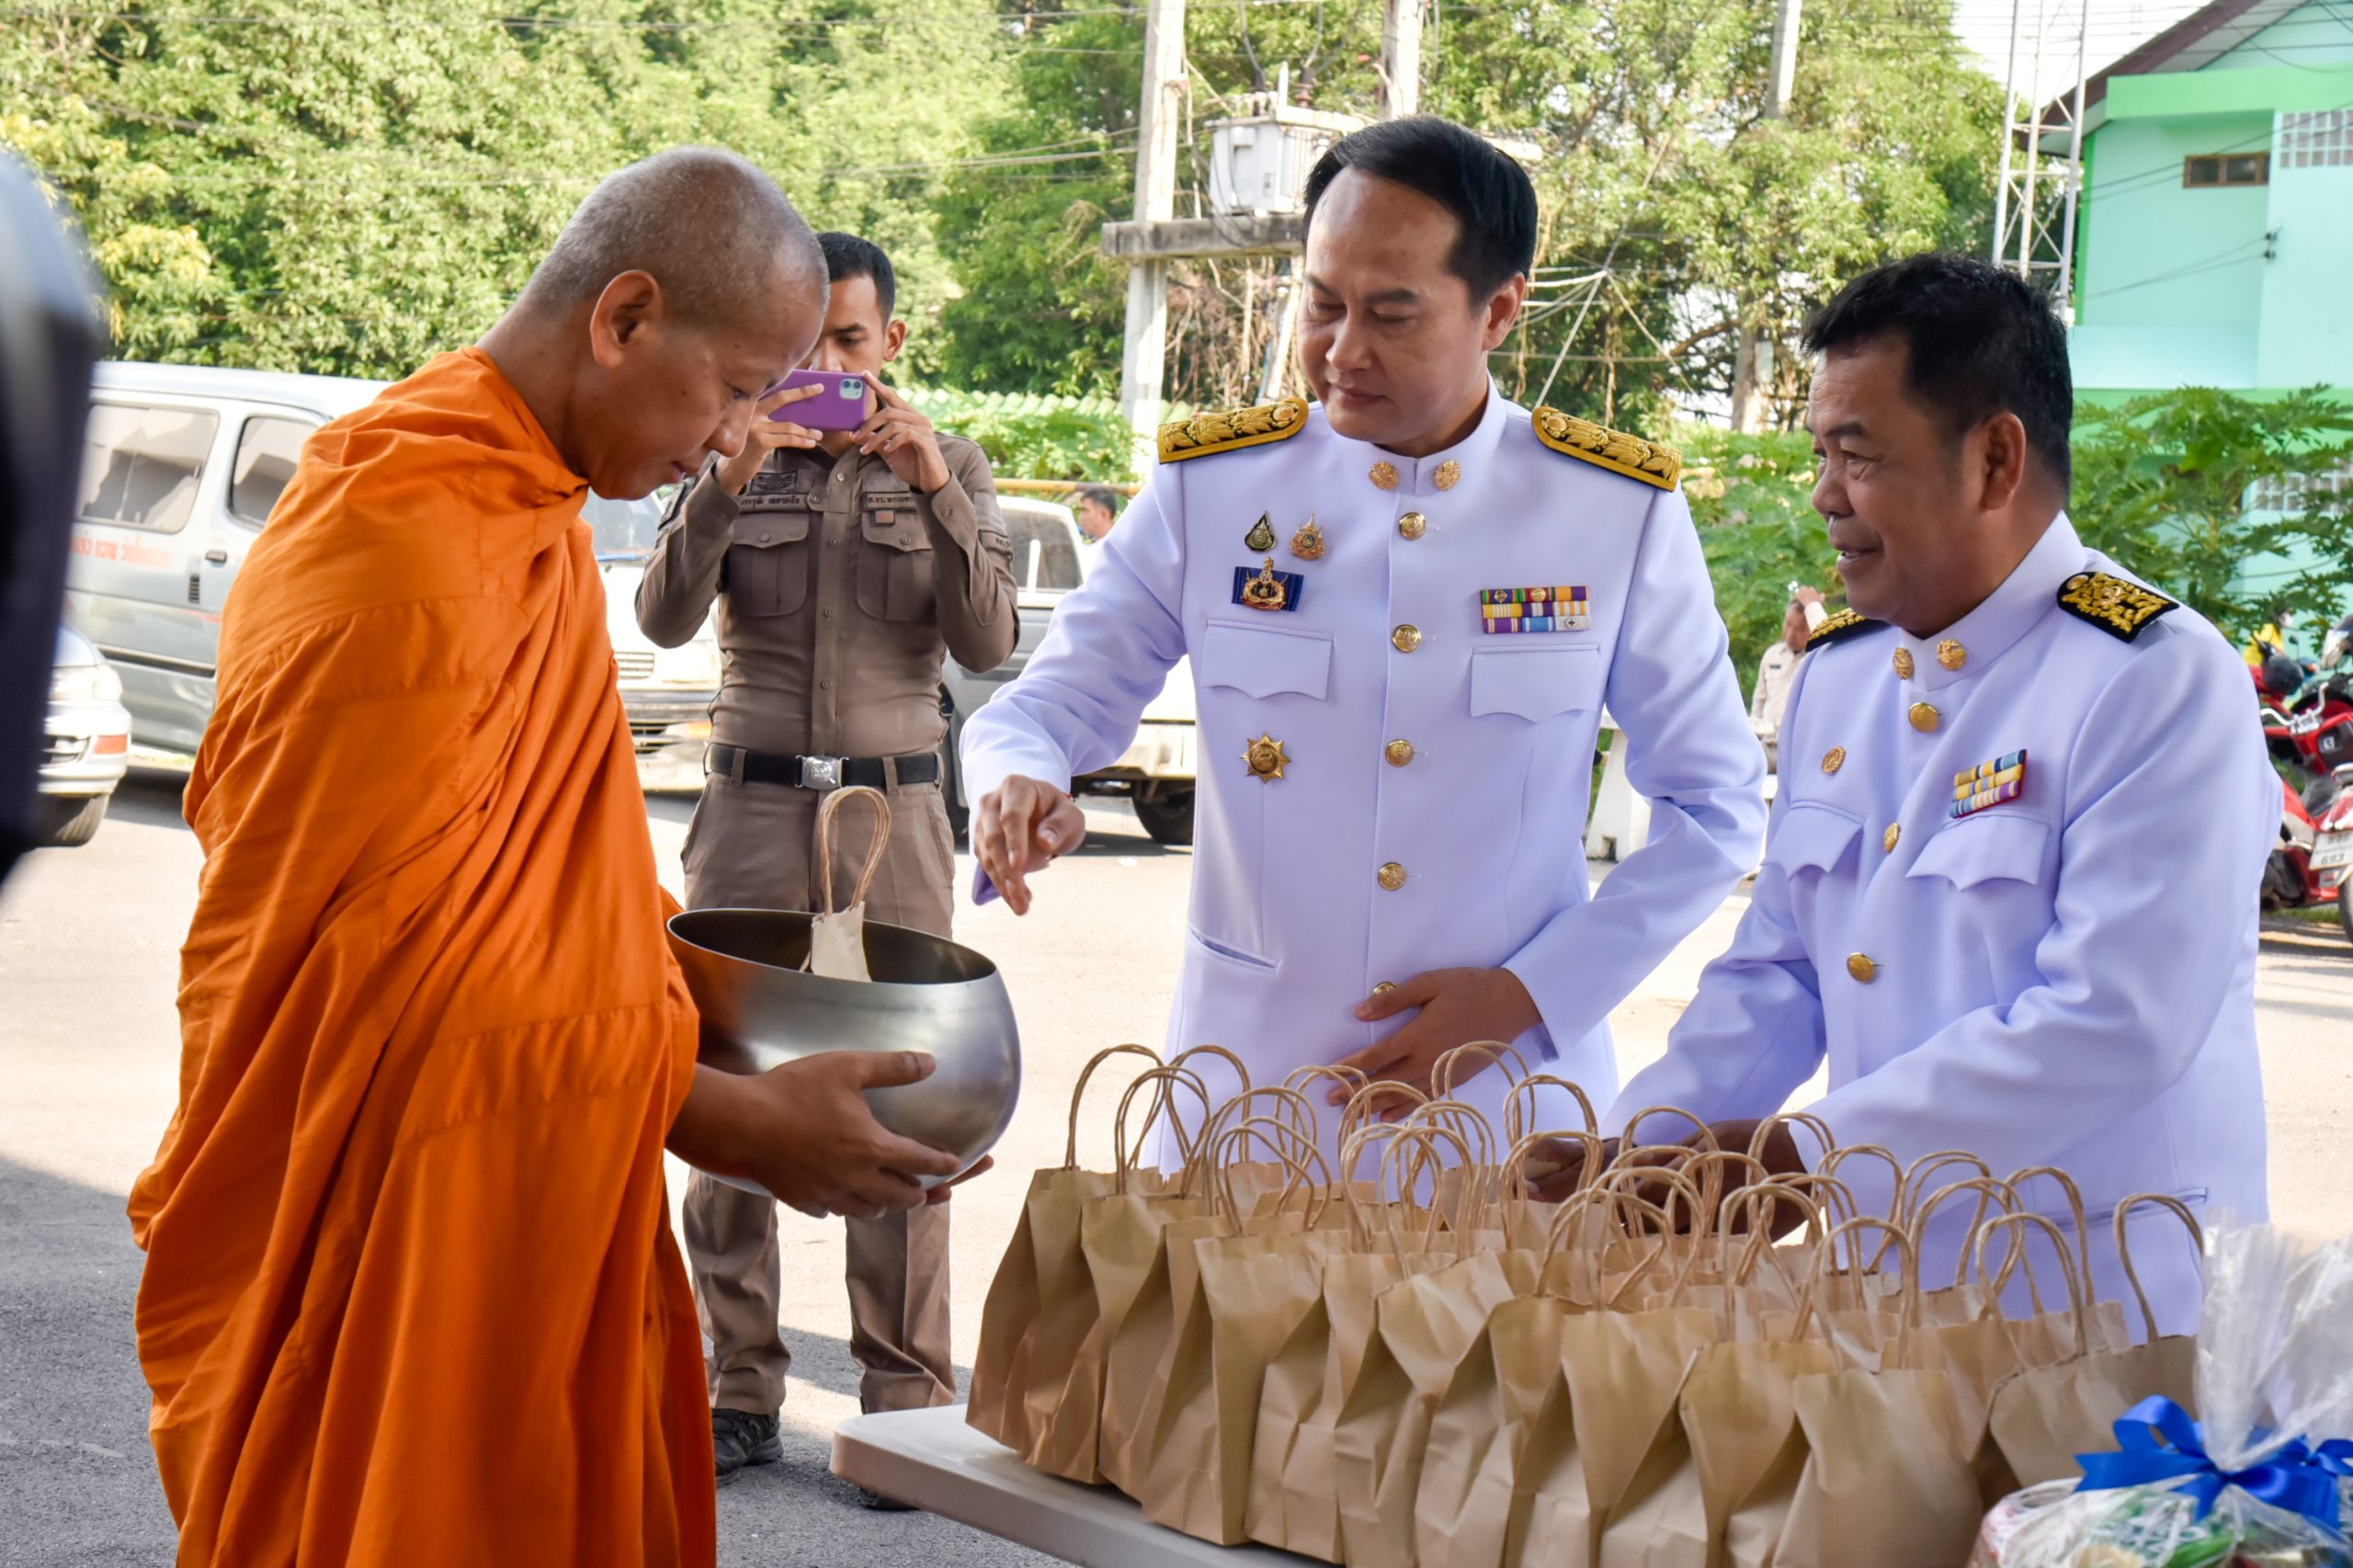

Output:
xmin=637 ymin=435 xmax=1017 ymax=758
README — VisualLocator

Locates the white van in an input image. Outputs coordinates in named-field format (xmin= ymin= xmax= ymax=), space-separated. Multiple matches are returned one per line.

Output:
xmin=63 ymin=363 xmax=718 ymax=756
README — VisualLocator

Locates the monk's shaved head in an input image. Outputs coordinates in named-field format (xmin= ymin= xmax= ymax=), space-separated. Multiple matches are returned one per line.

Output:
xmin=525 ymin=146 xmax=824 ymax=327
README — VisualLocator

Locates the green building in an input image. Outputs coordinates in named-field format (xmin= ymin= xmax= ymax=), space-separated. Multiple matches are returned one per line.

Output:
xmin=2065 ymin=0 xmax=2353 ymax=403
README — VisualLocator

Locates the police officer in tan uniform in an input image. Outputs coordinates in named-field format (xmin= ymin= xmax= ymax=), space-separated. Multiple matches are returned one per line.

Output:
xmin=636 ymin=233 xmax=1017 ymax=1491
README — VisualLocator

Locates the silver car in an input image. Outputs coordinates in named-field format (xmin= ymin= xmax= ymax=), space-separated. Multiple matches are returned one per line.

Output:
xmin=38 ymin=625 xmax=132 ymax=846
xmin=63 ymin=362 xmax=720 ymax=756
xmin=940 ymin=497 xmax=1199 ymax=845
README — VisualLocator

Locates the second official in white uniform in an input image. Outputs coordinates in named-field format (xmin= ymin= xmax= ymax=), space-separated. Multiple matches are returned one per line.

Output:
xmin=963 ymin=119 xmax=1766 ymax=1158
xmin=1588 ymin=256 xmax=2272 ymax=1334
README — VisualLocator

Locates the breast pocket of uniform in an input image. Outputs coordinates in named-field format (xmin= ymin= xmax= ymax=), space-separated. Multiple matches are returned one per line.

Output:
xmin=1199 ymin=619 xmax=1333 ymax=700
xmin=723 ymin=508 xmax=813 ymax=617
xmin=855 ymin=502 xmax=936 ymax=623
xmin=1467 ymin=643 xmax=1604 ymax=722
xmin=1767 ymin=799 xmax=1864 ymax=879
xmin=1908 ymin=812 xmax=2052 ymax=891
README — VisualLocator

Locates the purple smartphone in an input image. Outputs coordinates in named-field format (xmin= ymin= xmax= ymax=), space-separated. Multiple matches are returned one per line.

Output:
xmin=767 ymin=369 xmax=870 ymax=430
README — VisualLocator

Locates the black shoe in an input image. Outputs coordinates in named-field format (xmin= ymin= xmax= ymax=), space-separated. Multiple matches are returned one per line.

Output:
xmin=858 ymin=1485 xmax=916 ymax=1512
xmin=712 ymin=1408 xmax=781 ymax=1483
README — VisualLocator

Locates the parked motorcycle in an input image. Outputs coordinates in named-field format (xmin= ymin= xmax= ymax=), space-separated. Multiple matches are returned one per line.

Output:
xmin=2267 ymin=768 xmax=2353 ymax=949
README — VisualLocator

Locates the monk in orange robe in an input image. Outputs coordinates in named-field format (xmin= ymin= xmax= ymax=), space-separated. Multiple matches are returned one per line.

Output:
xmin=127 ymin=148 xmax=967 ymax=1567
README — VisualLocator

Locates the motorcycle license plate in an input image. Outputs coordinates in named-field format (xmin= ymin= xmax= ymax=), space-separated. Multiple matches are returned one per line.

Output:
xmin=2313 ymin=832 xmax=2353 ymax=870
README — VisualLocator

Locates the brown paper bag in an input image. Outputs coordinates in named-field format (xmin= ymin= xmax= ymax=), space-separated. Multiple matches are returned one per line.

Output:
xmin=967 ymin=1046 xmax=1170 ymax=1463
xmin=1984 ymin=1197 xmax=2202 ymax=1489
xmin=1245 ymin=1134 xmax=1461 ymax=1562
xmin=1335 ymin=1245 xmax=1543 ymax=1568
xmin=1140 ymin=1125 xmax=1344 ymax=1543
xmin=1097 ymin=1101 xmax=1330 ymax=1497
xmin=1774 ymin=1221 xmax=1986 ymax=1568
xmin=1413 ymin=1187 xmax=1648 ymax=1568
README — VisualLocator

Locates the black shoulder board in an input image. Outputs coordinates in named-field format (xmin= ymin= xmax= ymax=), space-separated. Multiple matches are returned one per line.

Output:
xmin=1805 ymin=608 xmax=1882 ymax=649
xmin=2056 ymin=571 xmax=2178 ymax=642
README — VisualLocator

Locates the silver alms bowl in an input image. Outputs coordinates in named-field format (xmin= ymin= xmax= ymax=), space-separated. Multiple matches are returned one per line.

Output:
xmin=666 ymin=908 xmax=1021 ymax=1194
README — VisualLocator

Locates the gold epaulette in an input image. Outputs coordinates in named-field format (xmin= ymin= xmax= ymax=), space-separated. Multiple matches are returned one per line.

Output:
xmin=1530 ymin=407 xmax=1682 ymax=490
xmin=1806 ymin=608 xmax=1882 ymax=649
xmin=1156 ymin=397 xmax=1310 ymax=464
xmin=2056 ymin=571 xmax=2178 ymax=642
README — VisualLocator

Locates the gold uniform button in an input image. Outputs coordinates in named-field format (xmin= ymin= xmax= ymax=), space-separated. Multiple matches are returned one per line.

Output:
xmin=1398 ymin=511 xmax=1428 ymax=541
xmin=1821 ymin=746 xmax=1847 ymax=775
xmin=1847 ymin=953 xmax=1878 ymax=984
xmin=1370 ymin=460 xmax=1399 ymax=491
xmin=1883 ymin=823 xmax=1901 ymax=853
xmin=1893 ymin=647 xmax=1915 ymax=680
xmin=1433 ymin=460 xmax=1461 ymax=491
xmin=1372 ymin=981 xmax=1397 ymax=996
xmin=1385 ymin=739 xmax=1415 ymax=767
xmin=1378 ymin=862 xmax=1408 ymax=892
xmin=1909 ymin=702 xmax=1940 ymax=733
xmin=1392 ymin=624 xmax=1423 ymax=653
xmin=1244 ymin=733 xmax=1289 ymax=781
xmin=1938 ymin=639 xmax=1967 ymax=671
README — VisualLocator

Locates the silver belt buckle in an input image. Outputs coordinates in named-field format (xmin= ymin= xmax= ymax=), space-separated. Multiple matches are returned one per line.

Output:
xmin=798 ymin=755 xmax=846 ymax=791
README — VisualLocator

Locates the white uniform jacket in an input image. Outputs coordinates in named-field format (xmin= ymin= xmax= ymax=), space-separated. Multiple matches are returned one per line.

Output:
xmin=963 ymin=388 xmax=1767 ymax=1160
xmin=1609 ymin=515 xmax=2273 ymax=1333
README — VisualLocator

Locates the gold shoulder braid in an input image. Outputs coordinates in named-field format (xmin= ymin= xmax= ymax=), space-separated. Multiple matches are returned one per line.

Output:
xmin=1157 ymin=396 xmax=1310 ymax=464
xmin=1530 ymin=407 xmax=1682 ymax=490
xmin=2056 ymin=571 xmax=2178 ymax=642
xmin=1806 ymin=608 xmax=1882 ymax=649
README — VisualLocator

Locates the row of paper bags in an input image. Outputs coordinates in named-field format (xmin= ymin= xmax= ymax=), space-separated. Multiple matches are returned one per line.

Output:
xmin=968 ymin=1048 xmax=2207 ymax=1568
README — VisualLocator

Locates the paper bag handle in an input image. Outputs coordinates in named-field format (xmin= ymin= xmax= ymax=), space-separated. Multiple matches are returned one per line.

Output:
xmin=2006 ymin=1165 xmax=2097 ymax=1316
xmin=2112 ymin=1192 xmax=2204 ymax=1346
xmin=1064 ymin=1045 xmax=1164 ymax=1170
xmin=1109 ymin=1066 xmax=1211 ymax=1193
xmin=1431 ymin=1040 xmax=1530 ymax=1099
xmin=813 ymin=784 xmax=891 ymax=918
xmin=1973 ymin=1211 xmax=2089 ymax=1360
xmin=1913 ymin=1176 xmax=2021 ymax=1295
xmin=1502 ymin=1074 xmax=1597 ymax=1145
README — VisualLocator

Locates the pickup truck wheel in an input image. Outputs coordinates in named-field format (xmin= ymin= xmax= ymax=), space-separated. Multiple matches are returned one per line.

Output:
xmin=1132 ymin=787 xmax=1195 ymax=847
xmin=40 ymin=794 xmax=108 ymax=848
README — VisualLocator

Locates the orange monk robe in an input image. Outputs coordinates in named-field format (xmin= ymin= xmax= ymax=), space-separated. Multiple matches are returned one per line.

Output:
xmin=128 ymin=349 xmax=715 ymax=1567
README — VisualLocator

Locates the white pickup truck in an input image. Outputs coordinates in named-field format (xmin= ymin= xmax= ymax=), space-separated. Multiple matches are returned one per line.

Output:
xmin=940 ymin=497 xmax=1199 ymax=846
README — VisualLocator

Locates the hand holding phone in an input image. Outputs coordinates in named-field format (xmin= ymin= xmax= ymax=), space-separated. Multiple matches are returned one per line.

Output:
xmin=767 ymin=369 xmax=870 ymax=430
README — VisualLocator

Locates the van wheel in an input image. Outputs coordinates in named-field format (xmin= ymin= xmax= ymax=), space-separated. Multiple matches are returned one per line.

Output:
xmin=40 ymin=795 xmax=108 ymax=848
xmin=1132 ymin=787 xmax=1195 ymax=847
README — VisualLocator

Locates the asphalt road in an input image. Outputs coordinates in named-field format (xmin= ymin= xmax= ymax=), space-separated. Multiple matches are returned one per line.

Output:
xmin=2 ymin=765 xmax=2348 ymax=1566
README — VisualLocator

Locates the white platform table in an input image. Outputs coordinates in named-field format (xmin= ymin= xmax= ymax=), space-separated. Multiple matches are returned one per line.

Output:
xmin=830 ymin=1405 xmax=1318 ymax=1566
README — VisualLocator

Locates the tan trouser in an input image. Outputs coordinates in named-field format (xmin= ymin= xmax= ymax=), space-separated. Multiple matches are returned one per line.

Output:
xmin=680 ymin=773 xmax=959 ymax=1416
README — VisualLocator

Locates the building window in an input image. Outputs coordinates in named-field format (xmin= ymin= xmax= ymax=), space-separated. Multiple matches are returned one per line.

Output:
xmin=2182 ymin=153 xmax=2269 ymax=187
xmin=2247 ymin=466 xmax=2352 ymax=516
xmin=2278 ymin=110 xmax=2353 ymax=169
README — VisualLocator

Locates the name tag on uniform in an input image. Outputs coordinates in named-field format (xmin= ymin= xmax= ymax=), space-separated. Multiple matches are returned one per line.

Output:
xmin=1481 ymin=585 xmax=1589 ymax=633
xmin=1951 ymin=750 xmax=2027 ymax=818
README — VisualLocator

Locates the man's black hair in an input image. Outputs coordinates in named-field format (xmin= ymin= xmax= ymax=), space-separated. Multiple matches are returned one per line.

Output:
xmin=1074 ymin=483 xmax=1120 ymax=515
xmin=816 ymin=231 xmax=896 ymax=320
xmin=1802 ymin=253 xmax=2074 ymax=492
xmin=1302 ymin=116 xmax=1536 ymax=299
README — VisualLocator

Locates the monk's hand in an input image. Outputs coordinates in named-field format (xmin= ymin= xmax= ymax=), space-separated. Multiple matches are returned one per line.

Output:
xmin=972 ymin=774 xmax=1084 ymax=916
xmin=855 ymin=377 xmax=952 ymax=494
xmin=673 ymin=1054 xmax=963 ymax=1219
xmin=1324 ymin=967 xmax=1541 ymax=1117
xmin=715 ymin=382 xmax=825 ymax=494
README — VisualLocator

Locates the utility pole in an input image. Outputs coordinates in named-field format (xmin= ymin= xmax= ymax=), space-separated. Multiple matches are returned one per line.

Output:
xmin=1381 ymin=0 xmax=1423 ymax=118
xmin=1729 ymin=0 xmax=1801 ymax=432
xmin=1117 ymin=0 xmax=1187 ymax=469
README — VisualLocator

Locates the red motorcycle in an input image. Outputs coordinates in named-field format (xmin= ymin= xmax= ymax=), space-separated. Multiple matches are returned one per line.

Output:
xmin=2282 ymin=671 xmax=2353 ymax=815
xmin=2267 ymin=770 xmax=2353 ymax=948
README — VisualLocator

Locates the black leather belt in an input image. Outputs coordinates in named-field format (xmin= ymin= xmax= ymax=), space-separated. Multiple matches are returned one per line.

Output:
xmin=705 ymin=742 xmax=940 ymax=791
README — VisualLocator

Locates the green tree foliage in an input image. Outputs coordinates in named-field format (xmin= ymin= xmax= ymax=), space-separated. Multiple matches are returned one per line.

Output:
xmin=911 ymin=386 xmax=1136 ymax=479
xmin=2070 ymin=387 xmax=2353 ymax=645
xmin=1 ymin=0 xmax=1008 ymax=379
xmin=1679 ymin=426 xmax=1828 ymax=697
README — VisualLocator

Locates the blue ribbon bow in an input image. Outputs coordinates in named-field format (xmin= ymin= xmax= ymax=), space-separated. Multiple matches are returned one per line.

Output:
xmin=2075 ymin=1396 xmax=2347 ymax=1532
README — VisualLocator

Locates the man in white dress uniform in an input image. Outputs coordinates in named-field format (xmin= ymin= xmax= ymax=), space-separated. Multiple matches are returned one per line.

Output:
xmin=1573 ymin=254 xmax=2272 ymax=1335
xmin=961 ymin=117 xmax=1768 ymax=1160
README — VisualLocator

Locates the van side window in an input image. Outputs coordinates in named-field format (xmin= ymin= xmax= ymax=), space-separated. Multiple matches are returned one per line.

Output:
xmin=77 ymin=403 xmax=221 ymax=533
xmin=231 ymin=417 xmax=313 ymax=527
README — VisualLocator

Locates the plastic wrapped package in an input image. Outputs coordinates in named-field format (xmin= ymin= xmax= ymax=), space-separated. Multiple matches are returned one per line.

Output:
xmin=1982 ymin=1223 xmax=2353 ymax=1568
